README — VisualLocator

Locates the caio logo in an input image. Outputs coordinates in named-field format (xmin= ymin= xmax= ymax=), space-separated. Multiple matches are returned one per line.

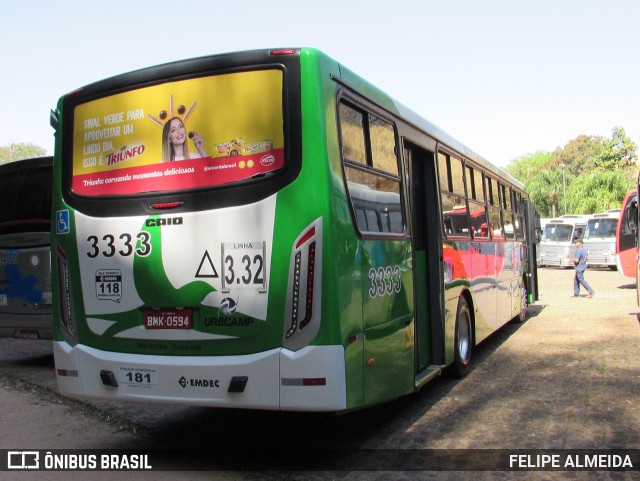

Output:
xmin=145 ymin=217 xmax=183 ymax=227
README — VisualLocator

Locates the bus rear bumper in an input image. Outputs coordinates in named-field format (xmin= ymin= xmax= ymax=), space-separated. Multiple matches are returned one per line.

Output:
xmin=0 ymin=315 xmax=53 ymax=340
xmin=53 ymin=341 xmax=346 ymax=411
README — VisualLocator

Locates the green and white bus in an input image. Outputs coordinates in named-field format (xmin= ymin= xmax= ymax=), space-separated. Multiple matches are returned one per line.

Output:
xmin=51 ymin=48 xmax=538 ymax=411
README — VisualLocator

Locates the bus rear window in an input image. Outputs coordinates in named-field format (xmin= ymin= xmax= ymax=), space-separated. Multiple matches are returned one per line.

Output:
xmin=0 ymin=164 xmax=52 ymax=235
xmin=72 ymin=69 xmax=285 ymax=196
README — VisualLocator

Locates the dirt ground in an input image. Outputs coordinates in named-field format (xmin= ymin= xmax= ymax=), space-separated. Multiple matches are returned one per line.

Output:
xmin=0 ymin=266 xmax=638 ymax=480
xmin=402 ymin=266 xmax=640 ymax=451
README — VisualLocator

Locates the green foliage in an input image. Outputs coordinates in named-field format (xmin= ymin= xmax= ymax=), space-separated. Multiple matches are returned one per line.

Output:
xmin=567 ymin=169 xmax=632 ymax=213
xmin=0 ymin=143 xmax=48 ymax=164
xmin=600 ymin=126 xmax=638 ymax=169
xmin=525 ymin=167 xmax=572 ymax=218
xmin=505 ymin=126 xmax=637 ymax=216
xmin=506 ymin=150 xmax=552 ymax=180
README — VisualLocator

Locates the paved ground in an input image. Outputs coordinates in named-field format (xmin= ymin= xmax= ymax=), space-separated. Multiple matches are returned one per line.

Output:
xmin=0 ymin=267 xmax=638 ymax=480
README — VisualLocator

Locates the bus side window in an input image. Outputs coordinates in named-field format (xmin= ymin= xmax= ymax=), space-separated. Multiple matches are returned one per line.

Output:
xmin=438 ymin=152 xmax=470 ymax=238
xmin=339 ymin=100 xmax=404 ymax=235
xmin=502 ymin=184 xmax=514 ymax=240
xmin=488 ymin=206 xmax=504 ymax=239
xmin=485 ymin=177 xmax=504 ymax=238
xmin=339 ymin=103 xmax=367 ymax=166
xmin=469 ymin=203 xmax=489 ymax=239
xmin=514 ymin=192 xmax=525 ymax=240
xmin=625 ymin=199 xmax=638 ymax=234
xmin=573 ymin=227 xmax=584 ymax=242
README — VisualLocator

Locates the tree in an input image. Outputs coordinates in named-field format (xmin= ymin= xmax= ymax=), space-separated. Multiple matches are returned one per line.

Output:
xmin=525 ymin=167 xmax=570 ymax=217
xmin=505 ymin=126 xmax=638 ymax=216
xmin=598 ymin=126 xmax=638 ymax=170
xmin=506 ymin=151 xmax=567 ymax=217
xmin=550 ymin=134 xmax=604 ymax=176
xmin=505 ymin=150 xmax=552 ymax=181
xmin=567 ymin=169 xmax=632 ymax=213
xmin=0 ymin=143 xmax=48 ymax=164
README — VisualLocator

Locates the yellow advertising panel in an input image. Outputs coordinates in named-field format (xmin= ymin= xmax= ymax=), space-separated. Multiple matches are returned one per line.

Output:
xmin=72 ymin=70 xmax=284 ymax=196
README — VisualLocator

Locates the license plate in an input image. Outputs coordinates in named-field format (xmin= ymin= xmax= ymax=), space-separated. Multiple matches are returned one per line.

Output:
xmin=17 ymin=330 xmax=39 ymax=340
xmin=144 ymin=309 xmax=192 ymax=329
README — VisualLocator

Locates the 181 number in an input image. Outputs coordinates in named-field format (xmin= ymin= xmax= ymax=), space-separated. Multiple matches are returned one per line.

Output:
xmin=125 ymin=372 xmax=151 ymax=384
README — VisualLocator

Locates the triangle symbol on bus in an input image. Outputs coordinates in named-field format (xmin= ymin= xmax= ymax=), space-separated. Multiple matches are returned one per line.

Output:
xmin=196 ymin=250 xmax=219 ymax=278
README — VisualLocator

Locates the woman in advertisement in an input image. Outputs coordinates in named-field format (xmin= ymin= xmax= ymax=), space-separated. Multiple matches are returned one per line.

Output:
xmin=162 ymin=117 xmax=208 ymax=162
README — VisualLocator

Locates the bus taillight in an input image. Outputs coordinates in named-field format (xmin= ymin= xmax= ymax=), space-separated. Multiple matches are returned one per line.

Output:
xmin=56 ymin=245 xmax=76 ymax=339
xmin=284 ymin=218 xmax=323 ymax=351
xmin=150 ymin=202 xmax=184 ymax=210
xmin=299 ymin=241 xmax=316 ymax=330
xmin=270 ymin=49 xmax=297 ymax=56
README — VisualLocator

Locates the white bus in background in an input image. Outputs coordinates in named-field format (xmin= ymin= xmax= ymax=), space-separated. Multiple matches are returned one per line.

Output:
xmin=535 ymin=218 xmax=551 ymax=266
xmin=540 ymin=218 xmax=551 ymax=230
xmin=583 ymin=210 xmax=620 ymax=269
xmin=538 ymin=214 xmax=590 ymax=268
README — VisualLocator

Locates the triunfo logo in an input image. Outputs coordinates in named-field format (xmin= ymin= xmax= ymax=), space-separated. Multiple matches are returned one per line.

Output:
xmin=106 ymin=144 xmax=146 ymax=166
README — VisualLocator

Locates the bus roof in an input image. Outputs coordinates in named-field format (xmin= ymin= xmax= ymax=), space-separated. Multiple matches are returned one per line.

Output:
xmin=331 ymin=50 xmax=524 ymax=192
xmin=548 ymin=214 xmax=590 ymax=224
xmin=591 ymin=211 xmax=620 ymax=219
xmin=0 ymin=156 xmax=53 ymax=173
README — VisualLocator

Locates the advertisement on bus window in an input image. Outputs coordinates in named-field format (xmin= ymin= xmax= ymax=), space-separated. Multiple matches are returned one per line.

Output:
xmin=72 ymin=70 xmax=284 ymax=196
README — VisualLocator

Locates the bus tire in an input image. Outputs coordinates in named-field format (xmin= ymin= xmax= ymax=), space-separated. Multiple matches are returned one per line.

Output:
xmin=449 ymin=296 xmax=473 ymax=378
xmin=516 ymin=278 xmax=527 ymax=323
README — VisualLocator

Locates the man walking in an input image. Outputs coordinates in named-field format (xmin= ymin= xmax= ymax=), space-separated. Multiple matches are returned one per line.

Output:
xmin=572 ymin=240 xmax=594 ymax=298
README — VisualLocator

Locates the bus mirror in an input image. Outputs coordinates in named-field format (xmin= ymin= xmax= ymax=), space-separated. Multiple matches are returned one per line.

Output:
xmin=50 ymin=109 xmax=58 ymax=131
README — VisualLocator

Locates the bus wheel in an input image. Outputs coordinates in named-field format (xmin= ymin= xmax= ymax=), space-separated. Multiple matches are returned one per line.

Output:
xmin=516 ymin=280 xmax=527 ymax=323
xmin=449 ymin=296 xmax=472 ymax=378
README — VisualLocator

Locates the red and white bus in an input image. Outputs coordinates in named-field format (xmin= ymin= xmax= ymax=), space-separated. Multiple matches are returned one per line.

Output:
xmin=616 ymin=189 xmax=638 ymax=279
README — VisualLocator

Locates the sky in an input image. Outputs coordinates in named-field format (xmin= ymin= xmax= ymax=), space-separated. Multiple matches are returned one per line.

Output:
xmin=2 ymin=0 xmax=639 ymax=167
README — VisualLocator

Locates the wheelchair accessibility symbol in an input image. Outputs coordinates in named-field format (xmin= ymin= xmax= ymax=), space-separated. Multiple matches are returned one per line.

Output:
xmin=56 ymin=209 xmax=70 ymax=235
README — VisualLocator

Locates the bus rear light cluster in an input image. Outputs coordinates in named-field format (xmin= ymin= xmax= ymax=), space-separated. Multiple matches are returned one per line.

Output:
xmin=56 ymin=245 xmax=76 ymax=338
xmin=299 ymin=242 xmax=316 ymax=330
xmin=284 ymin=218 xmax=322 ymax=351
xmin=286 ymin=240 xmax=316 ymax=338
xmin=286 ymin=251 xmax=303 ymax=338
